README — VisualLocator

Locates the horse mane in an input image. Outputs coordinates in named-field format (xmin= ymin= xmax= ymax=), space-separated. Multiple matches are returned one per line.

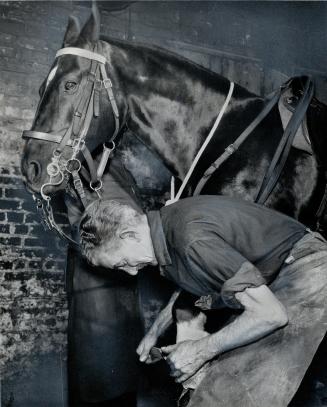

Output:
xmin=100 ymin=34 xmax=256 ymax=98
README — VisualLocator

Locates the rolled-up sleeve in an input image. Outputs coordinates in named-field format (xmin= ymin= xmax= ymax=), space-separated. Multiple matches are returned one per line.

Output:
xmin=221 ymin=261 xmax=267 ymax=309
xmin=185 ymin=237 xmax=267 ymax=309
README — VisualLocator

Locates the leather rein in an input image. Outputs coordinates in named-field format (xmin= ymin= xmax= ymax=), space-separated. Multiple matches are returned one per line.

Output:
xmin=167 ymin=77 xmax=323 ymax=228
xmin=22 ymin=44 xmax=123 ymax=244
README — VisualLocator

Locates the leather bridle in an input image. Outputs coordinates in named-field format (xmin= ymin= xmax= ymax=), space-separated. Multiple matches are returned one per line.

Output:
xmin=22 ymin=43 xmax=124 ymax=244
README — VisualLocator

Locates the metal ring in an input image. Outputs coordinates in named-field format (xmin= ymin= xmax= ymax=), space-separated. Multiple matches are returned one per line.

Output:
xmin=40 ymin=171 xmax=65 ymax=201
xmin=104 ymin=141 xmax=115 ymax=151
xmin=53 ymin=149 xmax=61 ymax=158
xmin=90 ymin=179 xmax=103 ymax=191
xmin=40 ymin=184 xmax=52 ymax=201
xmin=66 ymin=158 xmax=81 ymax=174
xmin=47 ymin=162 xmax=60 ymax=177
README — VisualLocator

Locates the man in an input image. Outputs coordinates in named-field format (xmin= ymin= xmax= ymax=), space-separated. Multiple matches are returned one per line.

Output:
xmin=79 ymin=195 xmax=327 ymax=407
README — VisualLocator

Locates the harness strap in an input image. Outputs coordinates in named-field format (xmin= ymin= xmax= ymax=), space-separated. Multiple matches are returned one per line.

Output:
xmin=22 ymin=130 xmax=74 ymax=145
xmin=166 ymin=81 xmax=234 ymax=205
xmin=56 ymin=47 xmax=107 ymax=64
xmin=96 ymin=142 xmax=115 ymax=179
xmin=54 ymin=120 xmax=75 ymax=155
xmin=72 ymin=61 xmax=98 ymax=140
xmin=81 ymin=145 xmax=98 ymax=186
xmin=255 ymin=77 xmax=314 ymax=204
xmin=79 ymin=165 xmax=91 ymax=184
xmin=100 ymin=64 xmax=120 ymax=141
xmin=193 ymin=84 xmax=283 ymax=196
xmin=72 ymin=170 xmax=88 ymax=209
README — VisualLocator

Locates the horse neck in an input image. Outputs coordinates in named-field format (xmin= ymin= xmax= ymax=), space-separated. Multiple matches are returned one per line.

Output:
xmin=103 ymin=39 xmax=247 ymax=178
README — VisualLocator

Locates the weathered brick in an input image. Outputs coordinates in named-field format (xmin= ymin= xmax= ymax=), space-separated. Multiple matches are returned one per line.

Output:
xmin=0 ymin=212 xmax=6 ymax=221
xmin=28 ymin=260 xmax=42 ymax=270
xmin=0 ymin=260 xmax=12 ymax=270
xmin=43 ymin=260 xmax=55 ymax=270
xmin=20 ymin=199 xmax=37 ymax=212
xmin=7 ymin=211 xmax=24 ymax=223
xmin=29 ymin=224 xmax=46 ymax=236
xmin=0 ymin=167 xmax=10 ymax=175
xmin=4 ymin=188 xmax=30 ymax=200
xmin=0 ymin=174 xmax=23 ymax=187
xmin=14 ymin=224 xmax=29 ymax=235
xmin=0 ymin=200 xmax=20 ymax=210
xmin=12 ymin=259 xmax=26 ymax=269
xmin=24 ymin=212 xmax=40 ymax=224
xmin=24 ymin=237 xmax=45 ymax=248
xmin=0 ymin=224 xmax=10 ymax=233
xmin=20 ymin=248 xmax=47 ymax=259
xmin=0 ymin=236 xmax=21 ymax=246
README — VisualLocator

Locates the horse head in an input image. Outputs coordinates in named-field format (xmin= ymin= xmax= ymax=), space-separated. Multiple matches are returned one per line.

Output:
xmin=21 ymin=6 xmax=127 ymax=199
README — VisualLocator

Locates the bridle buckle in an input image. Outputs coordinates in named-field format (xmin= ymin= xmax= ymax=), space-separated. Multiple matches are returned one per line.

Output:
xmin=103 ymin=78 xmax=113 ymax=89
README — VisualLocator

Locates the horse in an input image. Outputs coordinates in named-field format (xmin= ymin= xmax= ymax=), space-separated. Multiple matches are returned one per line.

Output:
xmin=21 ymin=6 xmax=327 ymax=406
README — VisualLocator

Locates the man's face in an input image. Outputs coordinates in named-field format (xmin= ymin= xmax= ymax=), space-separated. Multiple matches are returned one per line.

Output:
xmin=91 ymin=231 xmax=156 ymax=276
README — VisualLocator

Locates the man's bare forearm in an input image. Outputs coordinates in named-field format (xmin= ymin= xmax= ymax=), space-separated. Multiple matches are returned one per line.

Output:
xmin=204 ymin=308 xmax=285 ymax=360
xmin=202 ymin=286 xmax=288 ymax=360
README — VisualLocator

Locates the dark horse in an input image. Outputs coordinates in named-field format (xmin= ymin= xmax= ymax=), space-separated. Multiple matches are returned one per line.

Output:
xmin=21 ymin=6 xmax=327 ymax=407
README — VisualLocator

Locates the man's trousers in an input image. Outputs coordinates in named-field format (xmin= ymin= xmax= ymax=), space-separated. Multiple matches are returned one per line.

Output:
xmin=188 ymin=232 xmax=327 ymax=407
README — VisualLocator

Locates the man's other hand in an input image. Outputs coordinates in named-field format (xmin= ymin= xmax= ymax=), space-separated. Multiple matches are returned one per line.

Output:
xmin=161 ymin=339 xmax=210 ymax=383
xmin=137 ymin=332 xmax=159 ymax=363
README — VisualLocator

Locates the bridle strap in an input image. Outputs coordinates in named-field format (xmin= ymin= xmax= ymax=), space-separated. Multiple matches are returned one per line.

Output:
xmin=22 ymin=43 xmax=121 ymax=149
xmin=81 ymin=145 xmax=98 ymax=186
xmin=193 ymin=84 xmax=283 ymax=196
xmin=99 ymin=63 xmax=120 ymax=141
xmin=255 ymin=77 xmax=314 ymax=204
xmin=56 ymin=47 xmax=107 ymax=64
xmin=22 ymin=130 xmax=74 ymax=145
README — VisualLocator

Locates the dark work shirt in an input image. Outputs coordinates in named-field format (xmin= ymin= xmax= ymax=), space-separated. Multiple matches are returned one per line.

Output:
xmin=147 ymin=196 xmax=307 ymax=309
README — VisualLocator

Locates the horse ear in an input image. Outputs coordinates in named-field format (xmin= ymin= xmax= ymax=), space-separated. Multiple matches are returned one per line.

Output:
xmin=63 ymin=16 xmax=81 ymax=47
xmin=79 ymin=3 xmax=100 ymax=44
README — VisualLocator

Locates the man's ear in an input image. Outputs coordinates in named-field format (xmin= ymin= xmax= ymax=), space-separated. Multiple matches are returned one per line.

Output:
xmin=63 ymin=16 xmax=81 ymax=47
xmin=79 ymin=3 xmax=100 ymax=44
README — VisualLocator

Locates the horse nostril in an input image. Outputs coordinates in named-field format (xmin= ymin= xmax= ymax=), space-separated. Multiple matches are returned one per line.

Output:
xmin=27 ymin=160 xmax=41 ymax=183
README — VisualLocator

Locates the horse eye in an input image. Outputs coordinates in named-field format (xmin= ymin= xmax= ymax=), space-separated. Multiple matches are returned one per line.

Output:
xmin=64 ymin=81 xmax=77 ymax=91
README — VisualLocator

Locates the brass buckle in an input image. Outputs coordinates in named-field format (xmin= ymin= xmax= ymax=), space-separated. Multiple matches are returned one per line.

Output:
xmin=103 ymin=78 xmax=113 ymax=89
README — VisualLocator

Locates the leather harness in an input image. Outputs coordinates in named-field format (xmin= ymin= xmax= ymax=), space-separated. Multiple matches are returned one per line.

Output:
xmin=168 ymin=76 xmax=326 ymax=231
xmin=22 ymin=44 xmax=124 ymax=243
xmin=193 ymin=77 xmax=315 ymax=203
xmin=23 ymin=43 xmax=324 ymax=240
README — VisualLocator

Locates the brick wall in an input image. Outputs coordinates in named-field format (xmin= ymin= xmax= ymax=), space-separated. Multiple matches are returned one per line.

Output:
xmin=0 ymin=165 xmax=68 ymax=376
xmin=0 ymin=1 xmax=76 ymax=385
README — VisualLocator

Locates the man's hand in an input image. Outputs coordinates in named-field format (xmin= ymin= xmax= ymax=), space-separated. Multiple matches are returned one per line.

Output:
xmin=137 ymin=332 xmax=159 ymax=363
xmin=161 ymin=339 xmax=211 ymax=383
xmin=137 ymin=289 xmax=181 ymax=363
